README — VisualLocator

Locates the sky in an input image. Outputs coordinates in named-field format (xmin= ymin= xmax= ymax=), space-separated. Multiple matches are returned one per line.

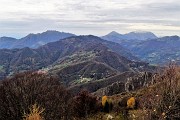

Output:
xmin=0 ymin=0 xmax=180 ymax=38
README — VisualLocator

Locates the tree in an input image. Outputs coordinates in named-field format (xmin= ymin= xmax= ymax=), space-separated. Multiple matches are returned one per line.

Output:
xmin=0 ymin=71 xmax=72 ymax=120
xmin=140 ymin=64 xmax=180 ymax=119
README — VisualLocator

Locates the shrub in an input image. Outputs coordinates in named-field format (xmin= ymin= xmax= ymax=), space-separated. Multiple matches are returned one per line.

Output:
xmin=108 ymin=98 xmax=113 ymax=112
xmin=102 ymin=96 xmax=113 ymax=113
xmin=102 ymin=96 xmax=108 ymax=107
xmin=0 ymin=72 xmax=72 ymax=120
xmin=103 ymin=100 xmax=110 ymax=113
xmin=72 ymin=90 xmax=100 ymax=118
xmin=127 ymin=97 xmax=136 ymax=109
xmin=140 ymin=64 xmax=180 ymax=119
xmin=118 ymin=97 xmax=129 ymax=108
xmin=23 ymin=104 xmax=44 ymax=120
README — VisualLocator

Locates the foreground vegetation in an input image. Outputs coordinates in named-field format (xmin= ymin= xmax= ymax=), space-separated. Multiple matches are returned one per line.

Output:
xmin=0 ymin=64 xmax=180 ymax=120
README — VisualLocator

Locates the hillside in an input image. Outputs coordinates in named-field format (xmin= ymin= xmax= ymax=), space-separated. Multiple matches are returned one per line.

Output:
xmin=0 ymin=35 xmax=152 ymax=82
xmin=0 ymin=46 xmax=178 ymax=120
xmin=130 ymin=36 xmax=180 ymax=64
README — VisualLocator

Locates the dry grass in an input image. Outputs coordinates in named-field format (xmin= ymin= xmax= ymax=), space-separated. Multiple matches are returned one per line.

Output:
xmin=128 ymin=110 xmax=149 ymax=120
xmin=23 ymin=104 xmax=45 ymax=120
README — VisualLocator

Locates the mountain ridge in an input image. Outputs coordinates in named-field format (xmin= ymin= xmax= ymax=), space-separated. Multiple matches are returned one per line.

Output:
xmin=0 ymin=30 xmax=76 ymax=49
xmin=0 ymin=34 xmax=157 ymax=107
xmin=102 ymin=31 xmax=180 ymax=65
xmin=101 ymin=31 xmax=158 ymax=42
xmin=0 ymin=35 xmax=150 ymax=81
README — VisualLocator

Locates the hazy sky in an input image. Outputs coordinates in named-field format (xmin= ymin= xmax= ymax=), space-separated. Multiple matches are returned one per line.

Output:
xmin=0 ymin=0 xmax=180 ymax=38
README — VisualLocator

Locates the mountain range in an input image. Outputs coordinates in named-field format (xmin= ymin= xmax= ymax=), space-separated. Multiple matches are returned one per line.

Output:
xmin=0 ymin=30 xmax=157 ymax=49
xmin=102 ymin=31 xmax=180 ymax=65
xmin=0 ymin=30 xmax=75 ymax=49
xmin=0 ymin=35 xmax=153 ymax=84
xmin=0 ymin=30 xmax=179 ymax=66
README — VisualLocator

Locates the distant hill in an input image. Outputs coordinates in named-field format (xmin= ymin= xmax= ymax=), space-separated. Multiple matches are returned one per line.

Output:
xmin=124 ymin=31 xmax=157 ymax=40
xmin=102 ymin=31 xmax=180 ymax=65
xmin=101 ymin=31 xmax=157 ymax=43
xmin=129 ymin=36 xmax=180 ymax=65
xmin=0 ymin=30 xmax=75 ymax=49
xmin=0 ymin=37 xmax=17 ymax=48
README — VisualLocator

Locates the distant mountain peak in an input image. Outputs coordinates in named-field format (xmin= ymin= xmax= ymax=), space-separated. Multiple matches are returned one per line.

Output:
xmin=126 ymin=31 xmax=157 ymax=35
xmin=0 ymin=36 xmax=17 ymax=40
xmin=108 ymin=31 xmax=122 ymax=36
xmin=158 ymin=35 xmax=180 ymax=41
xmin=102 ymin=31 xmax=158 ymax=42
xmin=27 ymin=30 xmax=70 ymax=36
xmin=46 ymin=30 xmax=58 ymax=32
xmin=170 ymin=35 xmax=179 ymax=38
xmin=44 ymin=30 xmax=75 ymax=35
xmin=131 ymin=31 xmax=152 ymax=34
xmin=44 ymin=30 xmax=63 ymax=34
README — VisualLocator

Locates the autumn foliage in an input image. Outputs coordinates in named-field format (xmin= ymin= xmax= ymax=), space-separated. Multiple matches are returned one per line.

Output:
xmin=127 ymin=97 xmax=136 ymax=109
xmin=102 ymin=96 xmax=108 ymax=107
xmin=102 ymin=96 xmax=113 ymax=113
xmin=23 ymin=104 xmax=44 ymax=120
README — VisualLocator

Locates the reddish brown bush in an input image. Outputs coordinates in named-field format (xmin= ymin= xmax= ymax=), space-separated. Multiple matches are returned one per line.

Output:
xmin=72 ymin=90 xmax=100 ymax=118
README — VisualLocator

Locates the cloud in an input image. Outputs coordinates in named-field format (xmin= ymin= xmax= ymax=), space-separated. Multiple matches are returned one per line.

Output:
xmin=0 ymin=0 xmax=180 ymax=37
